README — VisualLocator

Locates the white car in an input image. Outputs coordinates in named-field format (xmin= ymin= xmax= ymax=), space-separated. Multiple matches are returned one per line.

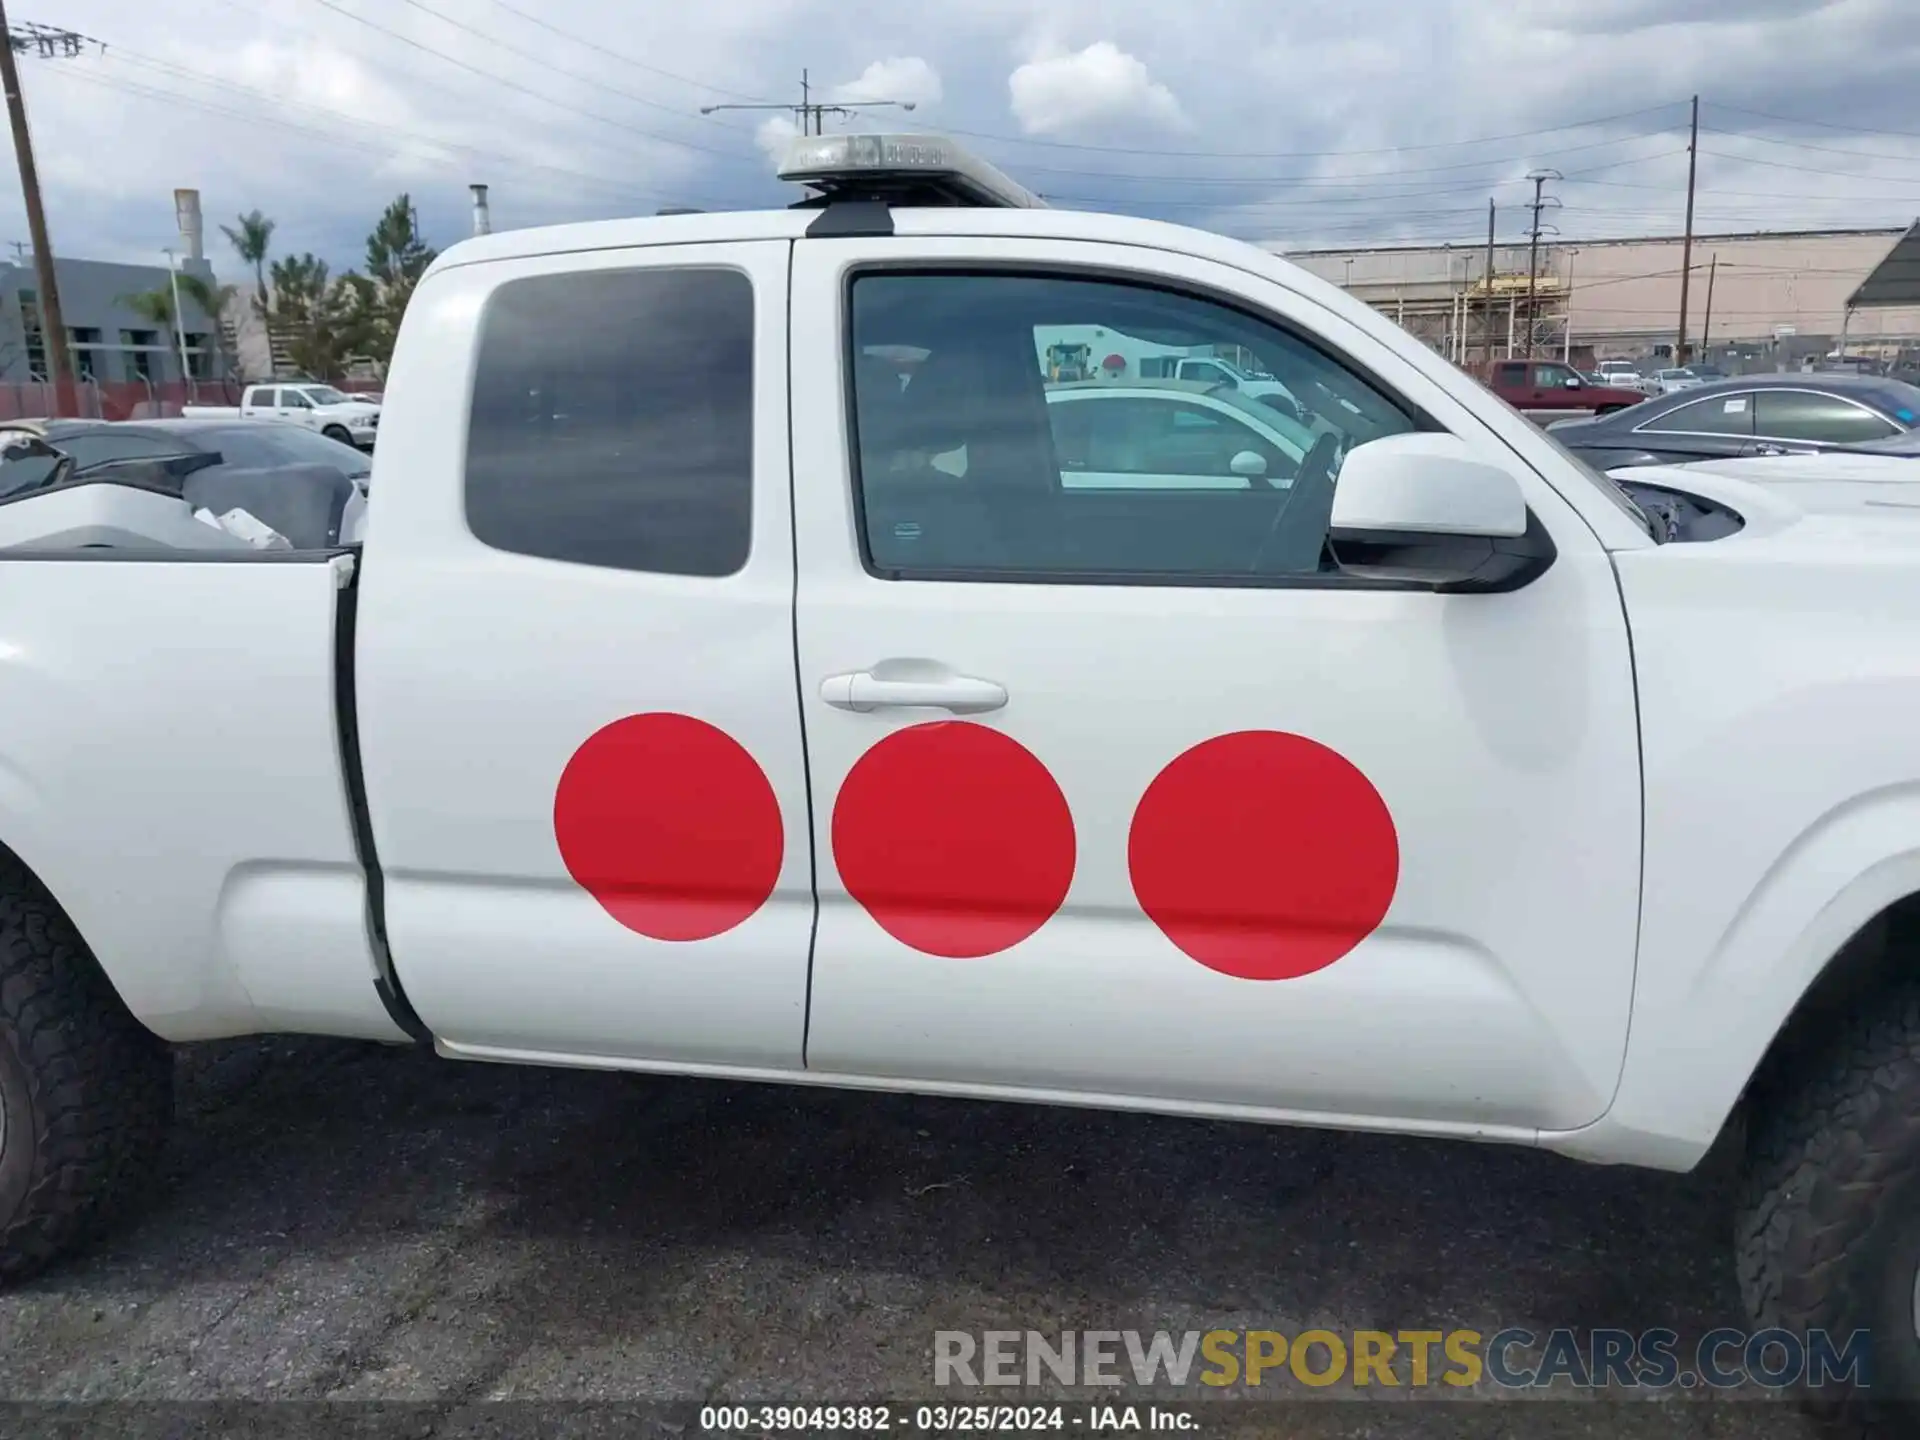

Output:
xmin=182 ymin=382 xmax=381 ymax=449
xmin=1042 ymin=378 xmax=1320 ymax=489
xmin=2 ymin=132 xmax=1918 ymax=1406
xmin=1651 ymin=367 xmax=1703 ymax=396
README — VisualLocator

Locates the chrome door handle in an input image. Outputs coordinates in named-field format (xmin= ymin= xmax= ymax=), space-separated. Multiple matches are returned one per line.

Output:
xmin=819 ymin=670 xmax=1008 ymax=714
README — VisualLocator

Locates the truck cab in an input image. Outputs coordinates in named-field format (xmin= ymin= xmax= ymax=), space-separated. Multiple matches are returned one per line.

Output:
xmin=1483 ymin=358 xmax=1648 ymax=419
xmin=184 ymin=384 xmax=381 ymax=450
xmin=3 ymin=133 xmax=1920 ymax=1411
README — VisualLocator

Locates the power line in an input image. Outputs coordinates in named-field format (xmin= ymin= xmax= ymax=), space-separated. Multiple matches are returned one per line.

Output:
xmin=1708 ymin=101 xmax=1920 ymax=147
xmin=1699 ymin=125 xmax=1920 ymax=169
xmin=933 ymin=101 xmax=1691 ymax=159
xmin=297 ymin=0 xmax=764 ymax=167
xmin=996 ymin=133 xmax=1688 ymax=188
xmin=392 ymin=0 xmax=756 ymax=135
xmin=43 ymin=63 xmax=750 ymax=216
xmin=480 ymin=0 xmax=772 ymax=104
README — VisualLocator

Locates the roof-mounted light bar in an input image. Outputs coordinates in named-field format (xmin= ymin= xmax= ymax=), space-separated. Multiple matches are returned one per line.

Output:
xmin=778 ymin=133 xmax=1047 ymax=211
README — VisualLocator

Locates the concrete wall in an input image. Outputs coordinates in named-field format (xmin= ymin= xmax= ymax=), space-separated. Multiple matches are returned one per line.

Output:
xmin=0 ymin=255 xmax=224 ymax=385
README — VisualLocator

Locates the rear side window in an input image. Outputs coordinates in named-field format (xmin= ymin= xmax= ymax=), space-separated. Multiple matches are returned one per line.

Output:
xmin=464 ymin=267 xmax=753 ymax=577
xmin=1753 ymin=390 xmax=1898 ymax=445
xmin=250 ymin=389 xmax=276 ymax=407
xmin=1639 ymin=393 xmax=1756 ymax=436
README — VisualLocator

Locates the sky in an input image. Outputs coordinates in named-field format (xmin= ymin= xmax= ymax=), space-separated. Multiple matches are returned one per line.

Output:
xmin=14 ymin=0 xmax=1920 ymax=283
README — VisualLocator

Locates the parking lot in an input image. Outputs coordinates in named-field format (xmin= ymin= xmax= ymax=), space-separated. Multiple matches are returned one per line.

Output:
xmin=0 ymin=1035 xmax=1829 ymax=1436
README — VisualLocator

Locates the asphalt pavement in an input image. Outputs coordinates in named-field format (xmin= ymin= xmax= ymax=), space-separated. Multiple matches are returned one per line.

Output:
xmin=0 ymin=1036 xmax=1835 ymax=1438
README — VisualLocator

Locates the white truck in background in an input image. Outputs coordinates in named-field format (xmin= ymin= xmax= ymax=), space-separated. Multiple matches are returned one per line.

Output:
xmin=1036 ymin=325 xmax=1305 ymax=416
xmin=3 ymin=133 xmax=1920 ymax=1420
xmin=183 ymin=383 xmax=381 ymax=450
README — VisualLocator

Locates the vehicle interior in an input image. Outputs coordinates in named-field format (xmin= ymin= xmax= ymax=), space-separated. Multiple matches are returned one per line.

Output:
xmin=848 ymin=274 xmax=1418 ymax=580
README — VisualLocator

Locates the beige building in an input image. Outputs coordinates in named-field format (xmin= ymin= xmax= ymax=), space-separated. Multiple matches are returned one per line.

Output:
xmin=1272 ymin=225 xmax=1920 ymax=368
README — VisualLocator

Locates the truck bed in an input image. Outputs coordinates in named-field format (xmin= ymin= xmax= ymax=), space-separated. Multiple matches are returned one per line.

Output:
xmin=0 ymin=551 xmax=404 ymax=1042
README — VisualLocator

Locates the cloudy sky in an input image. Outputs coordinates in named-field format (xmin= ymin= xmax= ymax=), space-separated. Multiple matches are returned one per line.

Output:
xmin=16 ymin=0 xmax=1920 ymax=281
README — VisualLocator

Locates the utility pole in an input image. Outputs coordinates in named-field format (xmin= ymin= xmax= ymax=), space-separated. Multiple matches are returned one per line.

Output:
xmin=702 ymin=70 xmax=918 ymax=136
xmin=1675 ymin=93 xmax=1700 ymax=367
xmin=1700 ymin=251 xmax=1718 ymax=356
xmin=1482 ymin=198 xmax=1496 ymax=363
xmin=0 ymin=13 xmax=96 ymax=417
xmin=1523 ymin=170 xmax=1562 ymax=360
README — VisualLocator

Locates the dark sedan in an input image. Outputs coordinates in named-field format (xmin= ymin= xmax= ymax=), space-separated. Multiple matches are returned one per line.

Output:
xmin=1546 ymin=373 xmax=1920 ymax=470
xmin=1 ymin=418 xmax=372 ymax=498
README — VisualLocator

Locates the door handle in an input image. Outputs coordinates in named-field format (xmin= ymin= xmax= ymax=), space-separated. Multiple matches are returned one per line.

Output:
xmin=819 ymin=669 xmax=1008 ymax=714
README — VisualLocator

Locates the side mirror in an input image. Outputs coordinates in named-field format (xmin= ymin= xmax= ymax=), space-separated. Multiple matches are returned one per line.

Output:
xmin=1328 ymin=434 xmax=1555 ymax=593
xmin=1229 ymin=449 xmax=1268 ymax=478
xmin=1565 ymin=376 xmax=1583 ymax=389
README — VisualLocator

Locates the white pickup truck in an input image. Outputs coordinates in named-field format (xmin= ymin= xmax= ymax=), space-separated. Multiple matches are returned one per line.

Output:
xmin=3 ymin=135 xmax=1918 ymax=1406
xmin=182 ymin=382 xmax=381 ymax=449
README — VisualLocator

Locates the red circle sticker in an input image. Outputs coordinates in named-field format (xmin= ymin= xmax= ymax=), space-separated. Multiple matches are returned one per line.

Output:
xmin=831 ymin=721 xmax=1075 ymax=959
xmin=554 ymin=713 xmax=783 ymax=942
xmin=1128 ymin=731 xmax=1398 ymax=981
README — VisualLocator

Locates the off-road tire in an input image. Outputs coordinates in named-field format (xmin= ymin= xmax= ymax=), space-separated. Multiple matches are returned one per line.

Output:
xmin=321 ymin=424 xmax=353 ymax=446
xmin=1736 ymin=981 xmax=1920 ymax=1419
xmin=0 ymin=868 xmax=173 ymax=1283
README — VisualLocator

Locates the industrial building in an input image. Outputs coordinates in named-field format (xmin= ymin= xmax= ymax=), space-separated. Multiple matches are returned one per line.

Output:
xmin=0 ymin=189 xmax=224 ymax=389
xmin=1274 ymin=224 xmax=1920 ymax=370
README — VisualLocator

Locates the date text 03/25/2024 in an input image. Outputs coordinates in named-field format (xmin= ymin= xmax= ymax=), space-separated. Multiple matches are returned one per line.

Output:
xmin=698 ymin=1405 xmax=1195 ymax=1433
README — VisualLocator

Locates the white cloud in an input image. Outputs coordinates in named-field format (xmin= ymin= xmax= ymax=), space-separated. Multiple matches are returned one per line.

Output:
xmin=755 ymin=115 xmax=801 ymax=167
xmin=1008 ymin=41 xmax=1188 ymax=136
xmin=20 ymin=0 xmax=1920 ymax=267
xmin=831 ymin=57 xmax=943 ymax=109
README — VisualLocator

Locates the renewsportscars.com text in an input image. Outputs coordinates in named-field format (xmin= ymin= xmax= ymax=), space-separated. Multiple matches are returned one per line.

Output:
xmin=933 ymin=1327 xmax=1873 ymax=1391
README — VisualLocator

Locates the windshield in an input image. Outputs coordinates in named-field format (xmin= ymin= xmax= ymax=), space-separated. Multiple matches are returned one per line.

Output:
xmin=300 ymin=386 xmax=353 ymax=406
xmin=200 ymin=425 xmax=371 ymax=477
xmin=0 ymin=433 xmax=65 ymax=498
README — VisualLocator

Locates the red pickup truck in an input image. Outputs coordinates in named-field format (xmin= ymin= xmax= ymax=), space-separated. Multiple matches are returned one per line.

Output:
xmin=1478 ymin=359 xmax=1647 ymax=420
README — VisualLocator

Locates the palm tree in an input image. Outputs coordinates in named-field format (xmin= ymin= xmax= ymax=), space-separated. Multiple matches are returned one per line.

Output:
xmin=173 ymin=272 xmax=239 ymax=381
xmin=220 ymin=209 xmax=275 ymax=309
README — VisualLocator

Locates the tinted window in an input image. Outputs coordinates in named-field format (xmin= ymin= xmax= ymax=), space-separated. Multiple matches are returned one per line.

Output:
xmin=1639 ymin=393 xmax=1757 ymax=437
xmin=847 ymin=272 xmax=1416 ymax=581
xmin=199 ymin=426 xmax=371 ymax=477
xmin=466 ymin=267 xmax=753 ymax=576
xmin=1755 ymin=390 xmax=1899 ymax=445
xmin=249 ymin=389 xmax=276 ymax=408
xmin=60 ymin=431 xmax=192 ymax=470
xmin=1495 ymin=362 xmax=1527 ymax=386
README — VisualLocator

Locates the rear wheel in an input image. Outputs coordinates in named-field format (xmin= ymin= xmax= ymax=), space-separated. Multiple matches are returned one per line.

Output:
xmin=0 ymin=868 xmax=172 ymax=1282
xmin=1737 ymin=982 xmax=1920 ymax=1414
xmin=321 ymin=424 xmax=354 ymax=445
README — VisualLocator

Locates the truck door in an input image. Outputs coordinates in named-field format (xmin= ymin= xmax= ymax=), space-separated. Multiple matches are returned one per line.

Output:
xmin=355 ymin=240 xmax=814 ymax=1068
xmin=788 ymin=236 xmax=1644 ymax=1133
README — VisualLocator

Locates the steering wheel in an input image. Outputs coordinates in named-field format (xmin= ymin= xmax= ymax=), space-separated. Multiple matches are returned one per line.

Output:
xmin=1248 ymin=432 xmax=1341 ymax=575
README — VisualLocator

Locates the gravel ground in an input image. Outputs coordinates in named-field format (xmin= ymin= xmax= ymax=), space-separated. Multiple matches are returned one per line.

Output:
xmin=0 ymin=1037 xmax=1836 ymax=1438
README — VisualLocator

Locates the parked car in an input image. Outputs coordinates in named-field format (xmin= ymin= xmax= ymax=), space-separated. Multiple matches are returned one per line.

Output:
xmin=0 ymin=418 xmax=371 ymax=500
xmin=7 ymin=129 xmax=1920 ymax=1408
xmin=1547 ymin=373 xmax=1920 ymax=470
xmin=182 ymin=383 xmax=381 ymax=449
xmin=1040 ymin=378 xmax=1319 ymax=488
xmin=1477 ymin=358 xmax=1648 ymax=419
xmin=1652 ymin=367 xmax=1703 ymax=395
